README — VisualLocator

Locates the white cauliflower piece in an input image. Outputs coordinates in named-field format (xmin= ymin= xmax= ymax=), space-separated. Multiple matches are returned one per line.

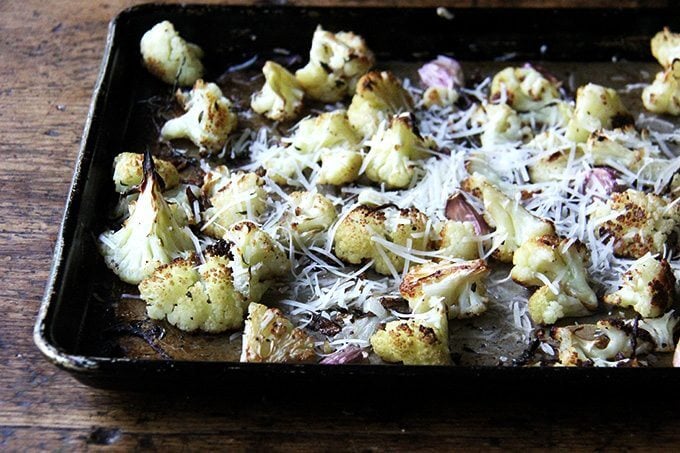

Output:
xmin=604 ymin=253 xmax=676 ymax=318
xmin=462 ymin=174 xmax=555 ymax=263
xmin=435 ymin=220 xmax=480 ymax=260
xmin=161 ymin=80 xmax=238 ymax=153
xmin=140 ymin=21 xmax=204 ymax=86
xmin=112 ymin=152 xmax=179 ymax=193
xmin=400 ymin=259 xmax=490 ymax=319
xmin=589 ymin=189 xmax=679 ymax=258
xmin=333 ymin=204 xmax=429 ymax=276
xmin=201 ymin=171 xmax=267 ymax=239
xmin=519 ymin=100 xmax=573 ymax=129
xmin=586 ymin=127 xmax=663 ymax=177
xmin=139 ymin=242 xmax=247 ymax=333
xmin=553 ymin=320 xmax=642 ymax=367
xmin=295 ymin=25 xmax=374 ymax=102
xmin=200 ymin=165 xmax=231 ymax=199
xmin=370 ymin=301 xmax=450 ymax=365
xmin=285 ymin=191 xmax=337 ymax=247
xmin=565 ymin=83 xmax=632 ymax=143
xmin=251 ymin=61 xmax=304 ymax=121
xmin=637 ymin=310 xmax=680 ymax=352
xmin=318 ymin=149 xmax=364 ymax=186
xmin=347 ymin=71 xmax=414 ymax=138
xmin=241 ymin=302 xmax=316 ymax=363
xmin=490 ymin=65 xmax=560 ymax=111
xmin=528 ymin=286 xmax=592 ymax=325
xmin=651 ymin=27 xmax=680 ymax=68
xmin=511 ymin=235 xmax=598 ymax=313
xmin=98 ymin=153 xmax=193 ymax=284
xmin=164 ymin=184 xmax=201 ymax=227
xmin=526 ymin=131 xmax=584 ymax=183
xmin=364 ymin=112 xmax=432 ymax=189
xmin=642 ymin=60 xmax=680 ymax=115
xmin=477 ymin=103 xmax=527 ymax=147
xmin=422 ymin=86 xmax=459 ymax=109
xmin=224 ymin=221 xmax=289 ymax=303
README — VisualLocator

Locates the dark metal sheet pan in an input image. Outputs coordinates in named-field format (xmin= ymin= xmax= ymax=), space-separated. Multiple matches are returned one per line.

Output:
xmin=34 ymin=3 xmax=680 ymax=391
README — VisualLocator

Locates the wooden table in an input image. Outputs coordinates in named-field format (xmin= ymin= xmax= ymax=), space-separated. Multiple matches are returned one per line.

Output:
xmin=2 ymin=0 xmax=679 ymax=450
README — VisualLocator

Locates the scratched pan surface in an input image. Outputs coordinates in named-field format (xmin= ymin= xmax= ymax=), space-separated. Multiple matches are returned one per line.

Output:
xmin=34 ymin=4 xmax=680 ymax=391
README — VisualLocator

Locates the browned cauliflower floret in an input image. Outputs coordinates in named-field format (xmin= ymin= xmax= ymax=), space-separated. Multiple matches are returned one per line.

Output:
xmin=240 ymin=302 xmax=316 ymax=363
xmin=364 ymin=112 xmax=432 ymax=189
xmin=462 ymin=173 xmax=555 ymax=263
xmin=370 ymin=302 xmax=450 ymax=365
xmin=333 ymin=204 xmax=429 ymax=276
xmin=251 ymin=61 xmax=305 ymax=121
xmin=552 ymin=320 xmax=647 ymax=367
xmin=604 ymin=253 xmax=676 ymax=318
xmin=511 ymin=235 xmax=598 ymax=319
xmin=435 ymin=220 xmax=480 ymax=260
xmin=285 ymin=191 xmax=337 ymax=247
xmin=295 ymin=26 xmax=374 ymax=102
xmin=161 ymin=80 xmax=238 ymax=153
xmin=565 ymin=83 xmax=633 ymax=143
xmin=400 ymin=259 xmax=490 ymax=319
xmin=201 ymin=171 xmax=267 ymax=239
xmin=527 ymin=131 xmax=584 ymax=183
xmin=642 ymin=60 xmax=680 ymax=115
xmin=140 ymin=21 xmax=204 ymax=86
xmin=139 ymin=241 xmax=247 ymax=333
xmin=347 ymin=71 xmax=414 ymax=138
xmin=589 ymin=189 xmax=679 ymax=258
xmin=112 ymin=152 xmax=179 ymax=193
xmin=651 ymin=27 xmax=680 ymax=68
xmin=490 ymin=65 xmax=560 ymax=111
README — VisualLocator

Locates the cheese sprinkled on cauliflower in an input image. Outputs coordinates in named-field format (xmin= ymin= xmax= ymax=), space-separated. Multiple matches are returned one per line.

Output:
xmin=565 ymin=83 xmax=632 ymax=143
xmin=285 ymin=191 xmax=337 ymax=247
xmin=589 ymin=189 xmax=679 ymax=259
xmin=490 ymin=65 xmax=560 ymax=112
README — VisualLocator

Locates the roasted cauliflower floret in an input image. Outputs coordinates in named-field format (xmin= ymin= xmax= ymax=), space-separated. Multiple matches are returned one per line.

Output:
xmin=284 ymin=110 xmax=363 ymax=186
xmin=161 ymin=80 xmax=238 ymax=153
xmin=435 ymin=220 xmax=480 ymax=260
xmin=224 ymin=221 xmax=289 ymax=303
xmin=140 ymin=20 xmax=204 ymax=86
xmin=553 ymin=320 xmax=640 ymax=367
xmin=511 ymin=235 xmax=598 ymax=313
xmin=462 ymin=174 xmax=555 ymax=263
xmin=98 ymin=153 xmax=193 ymax=284
xmin=586 ymin=127 xmax=664 ymax=180
xmin=477 ymin=103 xmax=527 ymax=147
xmin=642 ymin=60 xmax=680 ymax=115
xmin=589 ymin=189 xmax=679 ymax=258
xmin=164 ymin=184 xmax=201 ymax=226
xmin=285 ymin=191 xmax=337 ymax=247
xmin=251 ymin=61 xmax=304 ymax=121
xmin=637 ymin=310 xmax=680 ymax=352
xmin=200 ymin=165 xmax=231 ymax=199
xmin=139 ymin=242 xmax=247 ymax=333
xmin=241 ymin=302 xmax=316 ymax=363
xmin=370 ymin=301 xmax=450 ymax=365
xmin=528 ymin=286 xmax=592 ymax=325
xmin=604 ymin=253 xmax=676 ymax=318
xmin=347 ymin=71 xmax=414 ymax=138
xmin=364 ymin=113 xmax=432 ymax=189
xmin=201 ymin=171 xmax=267 ymax=239
xmin=565 ymin=83 xmax=632 ymax=143
xmin=526 ymin=131 xmax=584 ymax=183
xmin=651 ymin=27 xmax=680 ymax=68
xmin=295 ymin=25 xmax=374 ymax=102
xmin=112 ymin=152 xmax=179 ymax=193
xmin=519 ymin=100 xmax=573 ymax=129
xmin=333 ymin=204 xmax=429 ymax=276
xmin=490 ymin=65 xmax=560 ymax=111
xmin=400 ymin=259 xmax=490 ymax=319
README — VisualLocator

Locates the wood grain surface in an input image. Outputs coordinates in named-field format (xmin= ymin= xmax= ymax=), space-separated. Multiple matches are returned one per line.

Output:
xmin=2 ymin=0 xmax=679 ymax=451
